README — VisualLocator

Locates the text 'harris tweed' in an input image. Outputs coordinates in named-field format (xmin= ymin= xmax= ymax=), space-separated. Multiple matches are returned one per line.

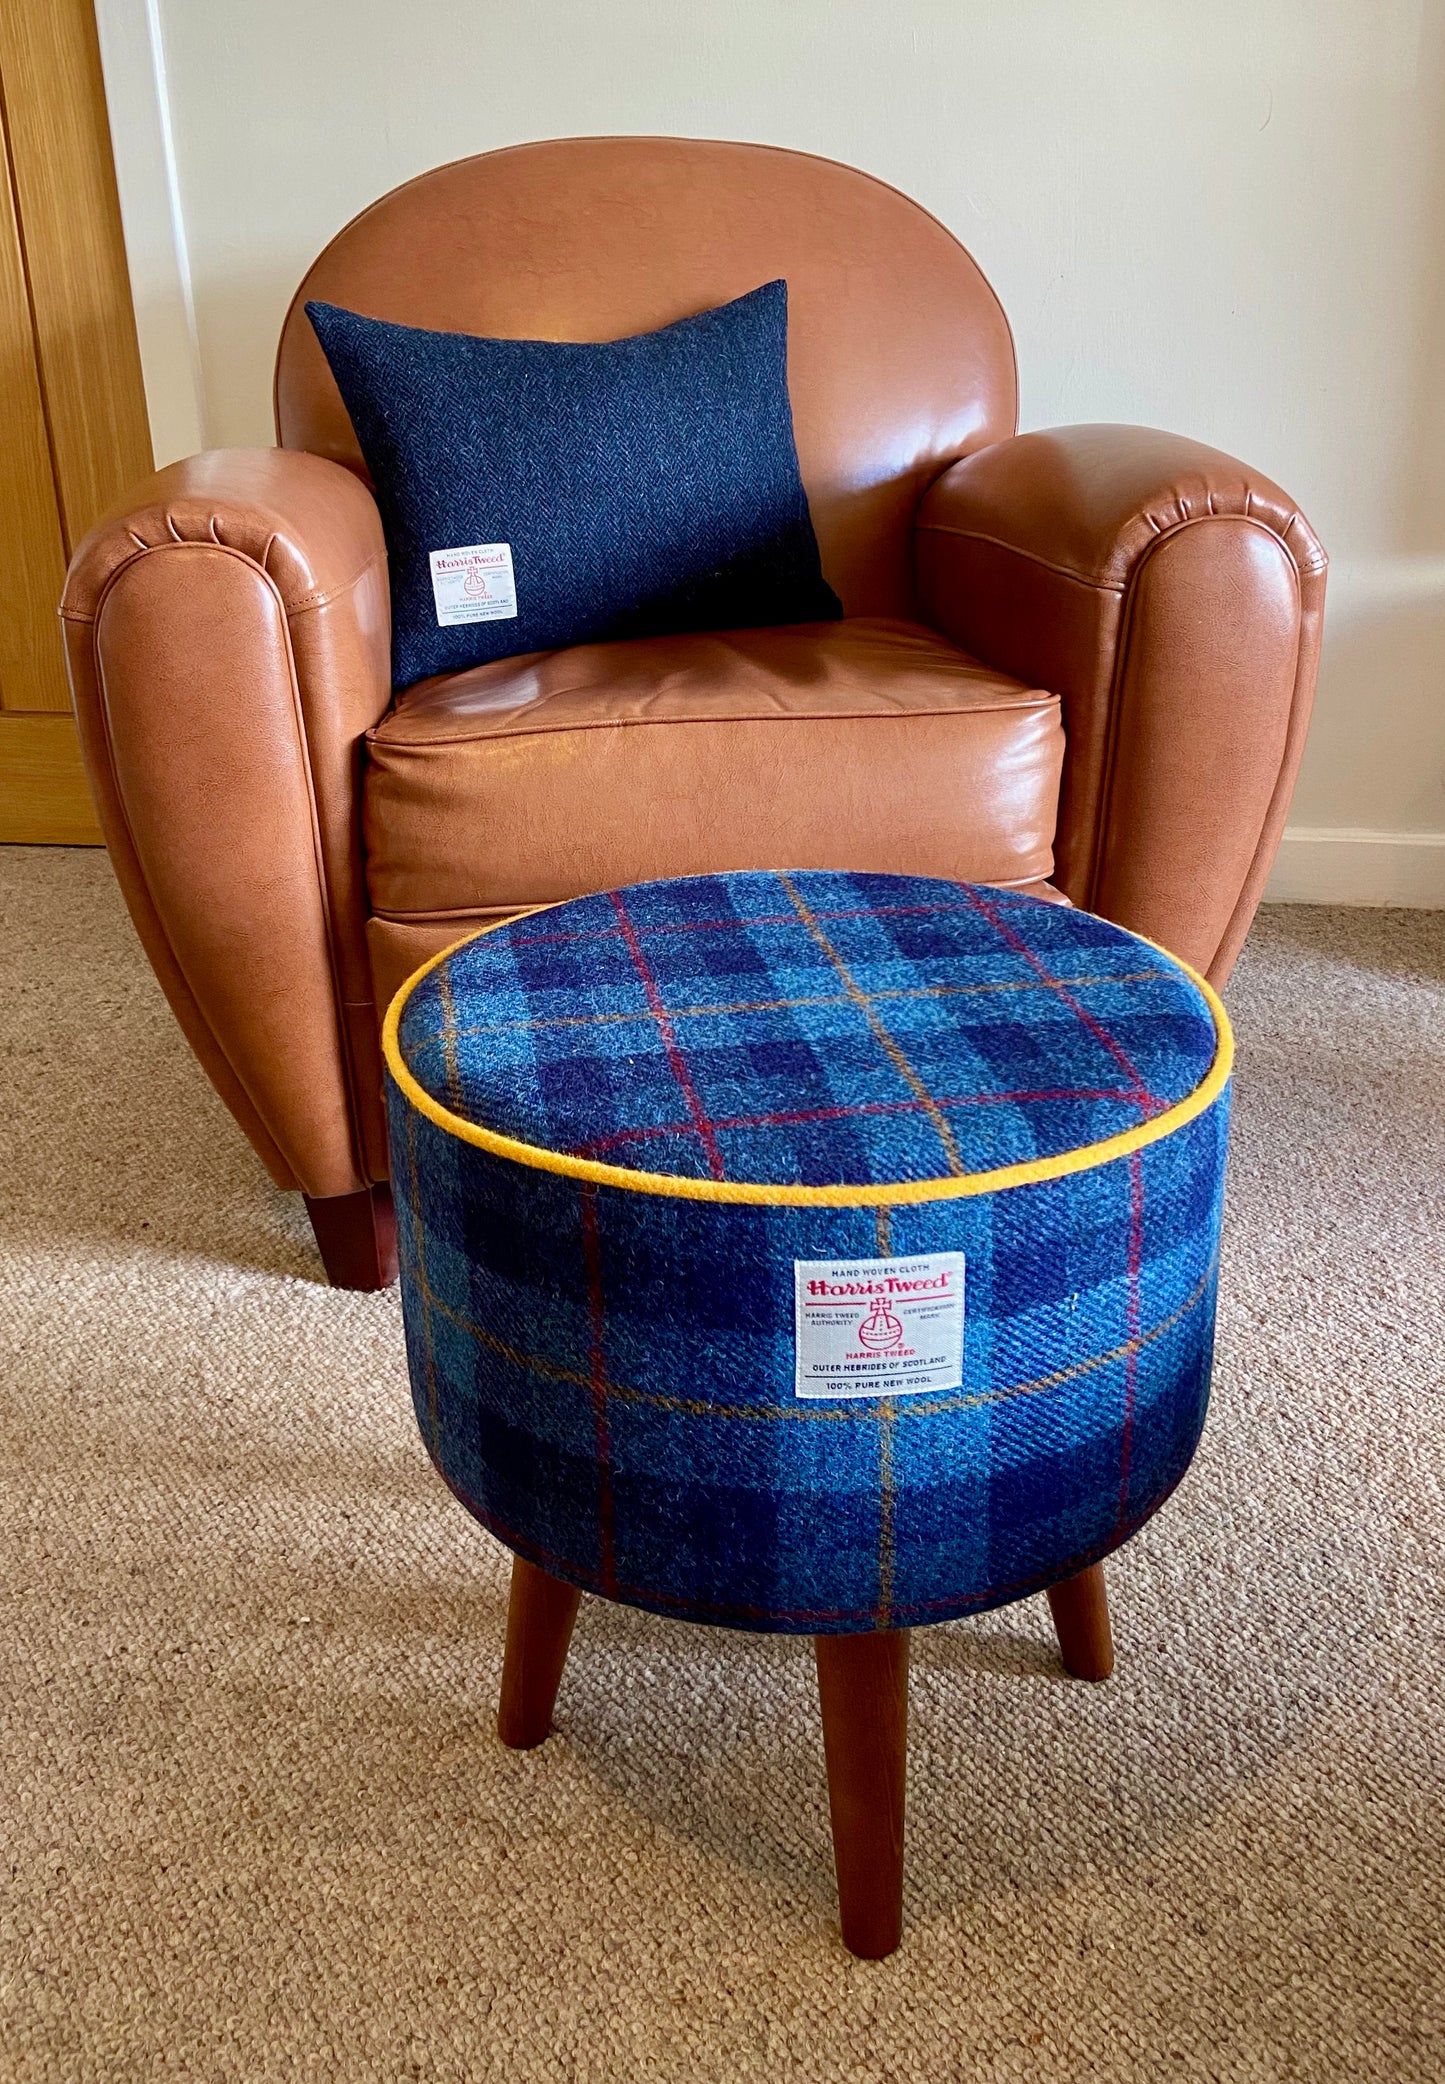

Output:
xmin=384 ymin=871 xmax=1231 ymax=1634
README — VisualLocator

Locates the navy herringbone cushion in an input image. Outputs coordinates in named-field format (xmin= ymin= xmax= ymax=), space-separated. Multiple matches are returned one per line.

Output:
xmin=306 ymin=283 xmax=842 ymax=690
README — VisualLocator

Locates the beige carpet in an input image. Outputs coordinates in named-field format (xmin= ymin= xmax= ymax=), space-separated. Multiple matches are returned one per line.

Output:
xmin=1 ymin=847 xmax=1442 ymax=2083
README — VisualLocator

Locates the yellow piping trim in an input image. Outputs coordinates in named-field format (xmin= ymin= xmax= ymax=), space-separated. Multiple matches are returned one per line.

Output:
xmin=380 ymin=904 xmax=1234 ymax=1206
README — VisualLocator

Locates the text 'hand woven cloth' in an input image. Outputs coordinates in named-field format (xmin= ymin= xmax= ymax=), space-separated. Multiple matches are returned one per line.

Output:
xmin=383 ymin=871 xmax=1232 ymax=1634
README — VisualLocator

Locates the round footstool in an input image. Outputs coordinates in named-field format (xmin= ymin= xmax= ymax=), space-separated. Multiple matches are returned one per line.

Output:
xmin=383 ymin=870 xmax=1231 ymax=1956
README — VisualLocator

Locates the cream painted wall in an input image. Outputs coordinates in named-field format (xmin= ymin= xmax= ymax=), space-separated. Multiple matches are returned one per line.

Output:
xmin=104 ymin=0 xmax=1445 ymax=899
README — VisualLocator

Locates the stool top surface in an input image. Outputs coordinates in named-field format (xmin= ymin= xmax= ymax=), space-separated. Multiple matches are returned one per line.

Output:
xmin=388 ymin=872 xmax=1227 ymax=1198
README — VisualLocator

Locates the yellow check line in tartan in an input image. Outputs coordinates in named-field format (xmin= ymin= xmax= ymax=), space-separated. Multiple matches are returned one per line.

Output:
xmin=774 ymin=870 xmax=967 ymax=1176
xmin=436 ymin=962 xmax=465 ymax=1116
xmin=410 ymin=1247 xmax=1218 ymax=1427
xmin=382 ymin=902 xmax=1233 ymax=1206
xmin=423 ymin=968 xmax=1170 ymax=1045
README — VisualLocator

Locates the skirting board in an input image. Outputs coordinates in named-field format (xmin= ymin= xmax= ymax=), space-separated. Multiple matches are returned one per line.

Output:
xmin=1265 ymin=827 xmax=1445 ymax=907
xmin=0 ymin=714 xmax=103 ymax=845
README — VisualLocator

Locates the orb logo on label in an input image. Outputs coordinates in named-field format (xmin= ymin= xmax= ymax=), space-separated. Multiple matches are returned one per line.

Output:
xmin=856 ymin=1298 xmax=905 ymax=1350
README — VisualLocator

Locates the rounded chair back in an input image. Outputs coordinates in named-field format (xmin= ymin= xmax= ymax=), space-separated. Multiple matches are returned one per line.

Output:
xmin=275 ymin=137 xmax=1016 ymax=618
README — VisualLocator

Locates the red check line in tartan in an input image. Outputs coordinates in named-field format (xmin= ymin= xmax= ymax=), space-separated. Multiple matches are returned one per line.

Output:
xmin=1115 ymin=1149 xmax=1146 ymax=1536
xmin=608 ymin=887 xmax=727 ymax=1179
xmin=961 ymin=884 xmax=1161 ymax=1118
xmin=576 ymin=1086 xmax=1138 ymax=1160
xmin=579 ymin=1185 xmax=620 ymax=1598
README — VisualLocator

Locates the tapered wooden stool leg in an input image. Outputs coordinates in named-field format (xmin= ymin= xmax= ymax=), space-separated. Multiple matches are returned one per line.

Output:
xmin=498 ymin=1556 xmax=582 ymax=1749
xmin=814 ymin=1630 xmax=909 ymax=1959
xmin=1046 ymin=1561 xmax=1114 ymax=1681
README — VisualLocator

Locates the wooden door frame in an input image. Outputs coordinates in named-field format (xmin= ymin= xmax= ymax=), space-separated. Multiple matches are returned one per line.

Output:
xmin=0 ymin=0 xmax=155 ymax=843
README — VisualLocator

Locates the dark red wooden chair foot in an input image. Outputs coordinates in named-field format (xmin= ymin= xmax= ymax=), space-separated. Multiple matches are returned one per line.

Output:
xmin=498 ymin=1556 xmax=583 ymax=1749
xmin=1046 ymin=1561 xmax=1114 ymax=1680
xmin=303 ymin=1181 xmax=398 ymax=1291
xmin=814 ymin=1629 xmax=909 ymax=1959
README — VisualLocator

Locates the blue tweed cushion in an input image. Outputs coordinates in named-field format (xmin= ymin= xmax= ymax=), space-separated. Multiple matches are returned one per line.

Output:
xmin=306 ymin=282 xmax=841 ymax=691
xmin=384 ymin=872 xmax=1232 ymax=1634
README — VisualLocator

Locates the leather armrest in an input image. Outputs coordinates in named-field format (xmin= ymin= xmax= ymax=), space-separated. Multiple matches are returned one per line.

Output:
xmin=914 ymin=424 xmax=1327 ymax=980
xmin=61 ymin=448 xmax=392 ymax=1198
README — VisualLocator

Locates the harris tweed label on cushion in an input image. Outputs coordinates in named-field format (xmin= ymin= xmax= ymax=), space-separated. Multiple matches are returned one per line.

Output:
xmin=383 ymin=871 xmax=1232 ymax=1634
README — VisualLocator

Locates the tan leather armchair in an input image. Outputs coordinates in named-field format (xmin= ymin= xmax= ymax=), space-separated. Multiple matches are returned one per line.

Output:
xmin=61 ymin=138 xmax=1325 ymax=1289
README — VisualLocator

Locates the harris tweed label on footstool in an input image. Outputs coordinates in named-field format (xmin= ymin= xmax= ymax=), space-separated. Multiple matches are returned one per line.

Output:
xmin=794 ymin=1252 xmax=965 ymax=1398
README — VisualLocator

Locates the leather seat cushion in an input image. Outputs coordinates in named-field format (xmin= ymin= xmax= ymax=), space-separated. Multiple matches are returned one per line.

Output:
xmin=362 ymin=616 xmax=1064 ymax=922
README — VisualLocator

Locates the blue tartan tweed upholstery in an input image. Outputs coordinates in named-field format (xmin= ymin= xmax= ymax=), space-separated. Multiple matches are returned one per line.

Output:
xmin=384 ymin=871 xmax=1231 ymax=1634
